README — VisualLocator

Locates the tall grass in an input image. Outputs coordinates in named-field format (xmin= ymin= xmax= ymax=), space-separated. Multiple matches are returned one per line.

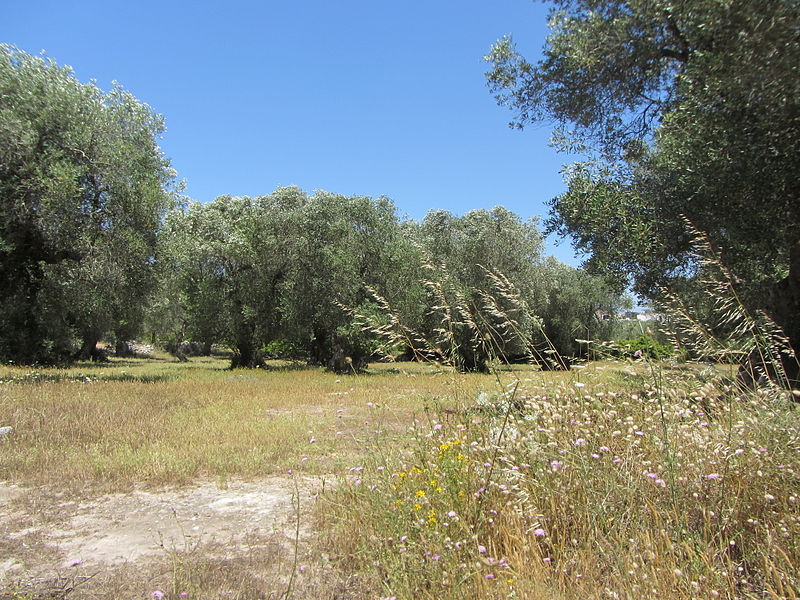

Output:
xmin=319 ymin=373 xmax=799 ymax=599
xmin=657 ymin=222 xmax=798 ymax=393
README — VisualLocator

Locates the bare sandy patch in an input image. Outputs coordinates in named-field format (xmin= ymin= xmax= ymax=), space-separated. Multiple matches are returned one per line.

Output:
xmin=0 ymin=476 xmax=325 ymax=585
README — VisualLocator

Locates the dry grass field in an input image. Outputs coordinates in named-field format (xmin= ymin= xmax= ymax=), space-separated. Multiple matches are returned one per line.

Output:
xmin=0 ymin=354 xmax=524 ymax=488
xmin=0 ymin=354 xmax=797 ymax=600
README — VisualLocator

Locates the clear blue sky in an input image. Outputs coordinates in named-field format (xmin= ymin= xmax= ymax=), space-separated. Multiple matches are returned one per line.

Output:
xmin=3 ymin=0 xmax=581 ymax=264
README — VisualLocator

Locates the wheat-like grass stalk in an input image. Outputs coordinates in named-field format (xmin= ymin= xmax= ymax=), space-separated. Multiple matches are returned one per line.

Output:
xmin=350 ymin=262 xmax=566 ymax=371
xmin=349 ymin=261 xmax=570 ymax=374
xmin=657 ymin=218 xmax=798 ymax=393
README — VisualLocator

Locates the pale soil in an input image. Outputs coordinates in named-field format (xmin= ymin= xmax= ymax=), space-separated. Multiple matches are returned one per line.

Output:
xmin=0 ymin=476 xmax=352 ymax=599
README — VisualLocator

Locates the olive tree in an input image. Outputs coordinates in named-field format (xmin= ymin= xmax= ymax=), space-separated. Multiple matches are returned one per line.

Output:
xmin=161 ymin=188 xmax=406 ymax=371
xmin=161 ymin=191 xmax=299 ymax=368
xmin=413 ymin=207 xmax=545 ymax=371
xmin=535 ymin=258 xmax=621 ymax=360
xmin=486 ymin=0 xmax=800 ymax=362
xmin=279 ymin=191 xmax=405 ymax=371
xmin=0 ymin=46 xmax=175 ymax=363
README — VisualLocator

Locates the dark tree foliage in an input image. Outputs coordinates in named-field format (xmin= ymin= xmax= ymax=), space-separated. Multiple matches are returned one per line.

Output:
xmin=0 ymin=46 xmax=174 ymax=364
xmin=486 ymin=0 xmax=800 ymax=361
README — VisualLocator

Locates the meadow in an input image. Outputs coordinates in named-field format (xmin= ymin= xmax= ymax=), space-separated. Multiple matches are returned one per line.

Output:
xmin=0 ymin=353 xmax=797 ymax=599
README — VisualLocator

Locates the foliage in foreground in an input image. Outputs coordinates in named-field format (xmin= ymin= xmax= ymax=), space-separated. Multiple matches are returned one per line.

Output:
xmin=321 ymin=376 xmax=799 ymax=599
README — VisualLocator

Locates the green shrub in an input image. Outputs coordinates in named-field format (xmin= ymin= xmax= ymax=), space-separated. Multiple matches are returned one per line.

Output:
xmin=605 ymin=335 xmax=672 ymax=360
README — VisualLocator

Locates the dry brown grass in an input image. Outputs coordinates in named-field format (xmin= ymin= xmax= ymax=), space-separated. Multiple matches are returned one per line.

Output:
xmin=0 ymin=354 xmax=566 ymax=599
xmin=0 ymin=356 xmax=540 ymax=490
xmin=3 ymin=354 xmax=737 ymax=600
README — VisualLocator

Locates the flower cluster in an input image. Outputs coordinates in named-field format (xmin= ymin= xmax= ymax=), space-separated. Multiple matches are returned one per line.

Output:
xmin=324 ymin=373 xmax=799 ymax=599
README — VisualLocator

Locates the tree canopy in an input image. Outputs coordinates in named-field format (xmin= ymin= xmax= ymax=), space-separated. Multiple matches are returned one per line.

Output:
xmin=485 ymin=0 xmax=800 ymax=355
xmin=0 ymin=46 xmax=175 ymax=363
xmin=157 ymin=189 xmax=417 ymax=370
xmin=154 ymin=196 xmax=621 ymax=372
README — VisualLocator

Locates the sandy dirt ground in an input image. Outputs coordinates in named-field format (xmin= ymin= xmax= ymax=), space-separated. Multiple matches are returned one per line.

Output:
xmin=0 ymin=476 xmax=339 ymax=598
